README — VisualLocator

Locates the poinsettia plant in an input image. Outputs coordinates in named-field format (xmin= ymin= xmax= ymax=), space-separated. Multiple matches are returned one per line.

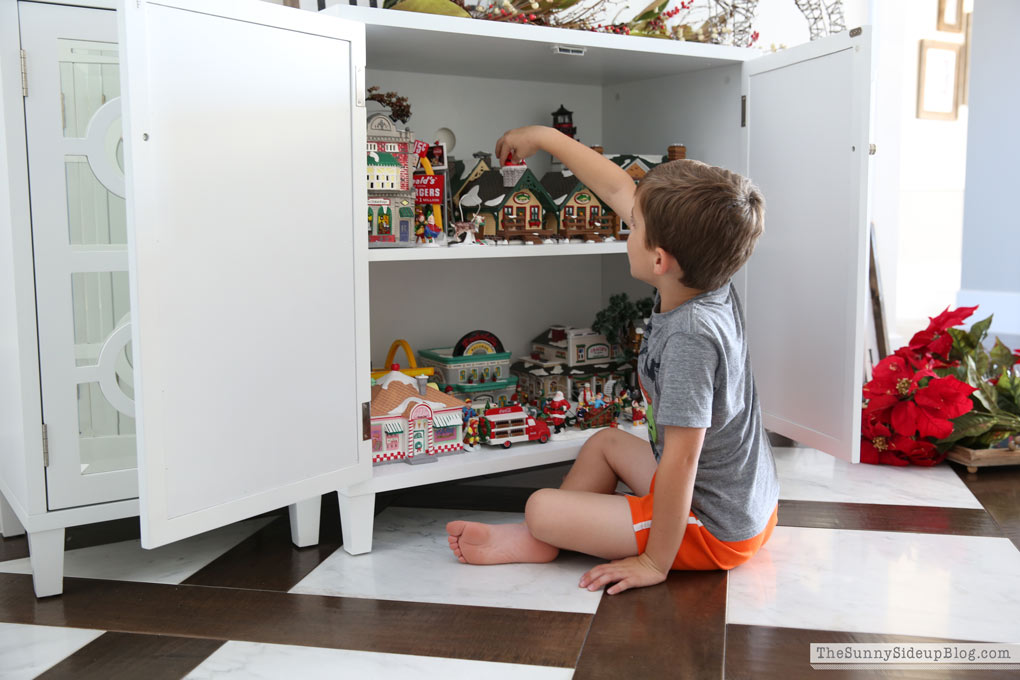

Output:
xmin=861 ymin=306 xmax=1020 ymax=466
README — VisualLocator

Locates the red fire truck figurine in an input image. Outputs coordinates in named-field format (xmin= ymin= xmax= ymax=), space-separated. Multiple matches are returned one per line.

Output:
xmin=543 ymin=390 xmax=571 ymax=433
xmin=481 ymin=405 xmax=551 ymax=449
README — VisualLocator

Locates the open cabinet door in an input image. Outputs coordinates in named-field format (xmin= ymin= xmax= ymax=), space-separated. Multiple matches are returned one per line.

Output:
xmin=119 ymin=0 xmax=371 ymax=547
xmin=741 ymin=29 xmax=873 ymax=463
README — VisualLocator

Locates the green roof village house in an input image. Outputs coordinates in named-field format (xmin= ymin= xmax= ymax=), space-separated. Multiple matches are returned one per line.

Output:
xmin=367 ymin=111 xmax=417 ymax=248
xmin=455 ymin=162 xmax=559 ymax=244
xmin=540 ymin=168 xmax=614 ymax=242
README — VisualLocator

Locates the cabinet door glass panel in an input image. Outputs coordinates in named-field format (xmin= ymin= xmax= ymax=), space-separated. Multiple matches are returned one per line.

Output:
xmin=71 ymin=272 xmax=135 ymax=476
xmin=21 ymin=1 xmax=135 ymax=509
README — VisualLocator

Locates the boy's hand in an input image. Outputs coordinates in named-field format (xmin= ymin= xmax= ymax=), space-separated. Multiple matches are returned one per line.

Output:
xmin=578 ymin=552 xmax=668 ymax=595
xmin=495 ymin=125 xmax=550 ymax=164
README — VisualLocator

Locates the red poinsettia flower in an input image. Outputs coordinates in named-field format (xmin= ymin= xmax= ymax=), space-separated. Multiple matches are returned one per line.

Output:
xmin=914 ymin=375 xmax=976 ymax=419
xmin=908 ymin=328 xmax=952 ymax=360
xmin=927 ymin=305 xmax=979 ymax=332
xmin=860 ymin=436 xmax=908 ymax=465
xmin=891 ymin=435 xmax=942 ymax=466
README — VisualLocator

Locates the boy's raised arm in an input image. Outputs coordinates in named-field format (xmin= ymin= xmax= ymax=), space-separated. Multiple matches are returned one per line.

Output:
xmin=495 ymin=125 xmax=636 ymax=224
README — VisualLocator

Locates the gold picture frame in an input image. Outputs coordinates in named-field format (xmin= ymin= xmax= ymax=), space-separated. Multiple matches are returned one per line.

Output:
xmin=958 ymin=12 xmax=972 ymax=106
xmin=937 ymin=0 xmax=964 ymax=33
xmin=917 ymin=40 xmax=961 ymax=120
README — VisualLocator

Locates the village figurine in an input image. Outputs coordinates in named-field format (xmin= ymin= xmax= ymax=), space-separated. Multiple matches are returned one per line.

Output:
xmin=462 ymin=398 xmax=478 ymax=426
xmin=543 ymin=390 xmax=572 ymax=433
xmin=463 ymin=418 xmax=480 ymax=450
xmin=631 ymin=398 xmax=646 ymax=426
xmin=422 ymin=212 xmax=443 ymax=245
xmin=593 ymin=392 xmax=606 ymax=409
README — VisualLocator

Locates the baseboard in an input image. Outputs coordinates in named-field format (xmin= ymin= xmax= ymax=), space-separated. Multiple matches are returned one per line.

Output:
xmin=956 ymin=289 xmax=1020 ymax=346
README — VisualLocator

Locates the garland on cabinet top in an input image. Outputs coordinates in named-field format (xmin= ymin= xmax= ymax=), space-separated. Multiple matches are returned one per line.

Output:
xmin=379 ymin=0 xmax=847 ymax=48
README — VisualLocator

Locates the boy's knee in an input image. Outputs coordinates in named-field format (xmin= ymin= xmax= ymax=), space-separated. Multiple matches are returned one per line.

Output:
xmin=524 ymin=489 xmax=558 ymax=540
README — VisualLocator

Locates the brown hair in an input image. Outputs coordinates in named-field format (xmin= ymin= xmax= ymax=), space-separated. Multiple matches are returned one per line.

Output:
xmin=635 ymin=159 xmax=765 ymax=291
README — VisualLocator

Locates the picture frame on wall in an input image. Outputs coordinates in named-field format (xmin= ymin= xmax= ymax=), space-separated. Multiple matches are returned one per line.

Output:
xmin=958 ymin=12 xmax=972 ymax=106
xmin=937 ymin=0 xmax=964 ymax=33
xmin=917 ymin=40 xmax=961 ymax=121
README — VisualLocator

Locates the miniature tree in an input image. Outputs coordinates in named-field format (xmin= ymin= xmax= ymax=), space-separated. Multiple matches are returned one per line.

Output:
xmin=592 ymin=293 xmax=654 ymax=363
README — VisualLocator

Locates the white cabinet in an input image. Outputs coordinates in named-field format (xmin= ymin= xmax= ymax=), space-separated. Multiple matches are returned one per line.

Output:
xmin=1 ymin=0 xmax=372 ymax=596
xmin=0 ymin=0 xmax=871 ymax=596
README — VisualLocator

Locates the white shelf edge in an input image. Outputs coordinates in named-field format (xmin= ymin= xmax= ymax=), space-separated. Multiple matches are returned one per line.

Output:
xmin=342 ymin=423 xmax=648 ymax=496
xmin=367 ymin=241 xmax=628 ymax=262
xmin=322 ymin=5 xmax=755 ymax=64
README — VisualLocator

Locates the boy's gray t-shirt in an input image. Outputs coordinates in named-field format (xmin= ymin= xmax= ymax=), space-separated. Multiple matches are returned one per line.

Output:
xmin=637 ymin=282 xmax=779 ymax=542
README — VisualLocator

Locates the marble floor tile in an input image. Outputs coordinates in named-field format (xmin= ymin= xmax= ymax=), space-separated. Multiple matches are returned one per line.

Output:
xmin=0 ymin=622 xmax=103 ymax=680
xmin=0 ymin=518 xmax=272 ymax=585
xmin=291 ymin=507 xmax=604 ymax=613
xmin=186 ymin=640 xmax=573 ymax=679
xmin=774 ymin=446 xmax=984 ymax=508
xmin=727 ymin=525 xmax=1020 ymax=642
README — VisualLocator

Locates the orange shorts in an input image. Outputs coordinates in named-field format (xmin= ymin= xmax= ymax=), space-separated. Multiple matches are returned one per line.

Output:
xmin=625 ymin=474 xmax=779 ymax=571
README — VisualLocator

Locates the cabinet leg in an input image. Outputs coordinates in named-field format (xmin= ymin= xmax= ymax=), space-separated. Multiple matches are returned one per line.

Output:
xmin=338 ymin=492 xmax=375 ymax=555
xmin=0 ymin=491 xmax=26 ymax=538
xmin=288 ymin=496 xmax=322 ymax=548
xmin=27 ymin=528 xmax=65 ymax=598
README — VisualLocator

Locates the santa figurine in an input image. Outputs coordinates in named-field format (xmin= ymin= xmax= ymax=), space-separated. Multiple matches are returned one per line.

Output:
xmin=544 ymin=390 xmax=571 ymax=434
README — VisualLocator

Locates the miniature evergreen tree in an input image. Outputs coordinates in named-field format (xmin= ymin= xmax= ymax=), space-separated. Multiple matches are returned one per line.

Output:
xmin=593 ymin=293 xmax=654 ymax=362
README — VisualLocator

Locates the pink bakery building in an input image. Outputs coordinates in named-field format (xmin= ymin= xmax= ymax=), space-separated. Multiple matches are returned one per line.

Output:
xmin=369 ymin=369 xmax=466 ymax=466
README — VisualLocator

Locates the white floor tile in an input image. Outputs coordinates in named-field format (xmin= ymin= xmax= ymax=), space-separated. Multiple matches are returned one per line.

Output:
xmin=186 ymin=640 xmax=573 ymax=679
xmin=291 ymin=507 xmax=604 ymax=613
xmin=0 ymin=518 xmax=272 ymax=585
xmin=774 ymin=446 xmax=983 ymax=508
xmin=727 ymin=526 xmax=1020 ymax=642
xmin=0 ymin=622 xmax=103 ymax=680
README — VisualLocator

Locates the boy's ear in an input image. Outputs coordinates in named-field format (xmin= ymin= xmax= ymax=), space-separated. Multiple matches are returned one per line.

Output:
xmin=652 ymin=246 xmax=679 ymax=277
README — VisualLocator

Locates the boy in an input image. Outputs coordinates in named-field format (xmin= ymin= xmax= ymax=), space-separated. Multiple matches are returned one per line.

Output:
xmin=446 ymin=125 xmax=780 ymax=595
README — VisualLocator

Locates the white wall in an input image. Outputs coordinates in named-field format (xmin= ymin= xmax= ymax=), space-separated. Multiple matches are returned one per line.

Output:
xmin=958 ymin=0 xmax=1020 ymax=348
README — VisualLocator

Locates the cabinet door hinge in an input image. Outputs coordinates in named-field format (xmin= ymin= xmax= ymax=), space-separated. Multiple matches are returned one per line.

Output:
xmin=20 ymin=49 xmax=28 ymax=97
xmin=362 ymin=402 xmax=371 ymax=441
xmin=740 ymin=95 xmax=746 ymax=128
xmin=41 ymin=423 xmax=49 ymax=467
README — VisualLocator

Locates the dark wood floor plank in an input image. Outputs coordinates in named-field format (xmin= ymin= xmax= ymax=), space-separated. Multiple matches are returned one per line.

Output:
xmin=776 ymin=499 xmax=1003 ymax=538
xmin=725 ymin=624 xmax=1020 ymax=679
xmin=952 ymin=462 xmax=1020 ymax=551
xmin=0 ymin=573 xmax=588 ymax=668
xmin=36 ymin=632 xmax=223 ymax=680
xmin=0 ymin=533 xmax=29 ymax=562
xmin=573 ymin=569 xmax=727 ymax=679
xmin=184 ymin=490 xmax=402 ymax=591
xmin=390 ymin=482 xmax=536 ymax=513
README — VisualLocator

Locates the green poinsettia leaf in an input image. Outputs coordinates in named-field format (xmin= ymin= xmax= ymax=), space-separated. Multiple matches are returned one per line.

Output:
xmin=391 ymin=0 xmax=471 ymax=18
xmin=632 ymin=0 xmax=669 ymax=23
xmin=964 ymin=356 xmax=998 ymax=412
xmin=996 ymin=370 xmax=1020 ymax=415
xmin=943 ymin=410 xmax=996 ymax=446
xmin=968 ymin=315 xmax=993 ymax=347
xmin=948 ymin=327 xmax=975 ymax=361
xmin=990 ymin=338 xmax=1017 ymax=372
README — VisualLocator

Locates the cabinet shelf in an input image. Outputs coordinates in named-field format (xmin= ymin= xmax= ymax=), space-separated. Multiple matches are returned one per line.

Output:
xmin=367 ymin=240 xmax=627 ymax=262
xmin=323 ymin=5 xmax=754 ymax=85
xmin=345 ymin=422 xmax=647 ymax=496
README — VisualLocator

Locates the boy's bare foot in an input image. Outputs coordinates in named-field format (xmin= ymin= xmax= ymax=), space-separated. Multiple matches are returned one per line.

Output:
xmin=446 ymin=521 xmax=559 ymax=565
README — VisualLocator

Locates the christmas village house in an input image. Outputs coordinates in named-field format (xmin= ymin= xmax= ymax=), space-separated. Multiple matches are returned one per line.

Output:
xmin=539 ymin=170 xmax=615 ymax=242
xmin=454 ymin=164 xmax=559 ymax=243
xmin=369 ymin=370 xmax=466 ymax=465
xmin=419 ymin=335 xmax=518 ymax=409
xmin=366 ymin=111 xmax=417 ymax=247
xmin=513 ymin=325 xmax=632 ymax=402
